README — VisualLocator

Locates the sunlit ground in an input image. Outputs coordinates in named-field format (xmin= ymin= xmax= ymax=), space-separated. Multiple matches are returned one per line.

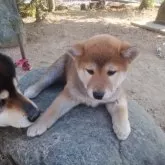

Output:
xmin=1 ymin=6 xmax=165 ymax=131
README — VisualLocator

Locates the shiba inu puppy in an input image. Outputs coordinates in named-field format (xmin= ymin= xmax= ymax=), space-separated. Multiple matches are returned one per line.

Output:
xmin=0 ymin=53 xmax=40 ymax=128
xmin=25 ymin=34 xmax=139 ymax=140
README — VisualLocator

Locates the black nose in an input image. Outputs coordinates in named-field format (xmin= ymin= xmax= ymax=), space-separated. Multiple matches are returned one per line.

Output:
xmin=93 ymin=91 xmax=104 ymax=100
xmin=27 ymin=110 xmax=40 ymax=122
xmin=23 ymin=103 xmax=40 ymax=122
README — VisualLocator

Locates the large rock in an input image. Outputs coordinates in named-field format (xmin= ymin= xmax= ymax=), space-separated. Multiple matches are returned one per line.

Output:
xmin=0 ymin=0 xmax=24 ymax=48
xmin=0 ymin=68 xmax=165 ymax=165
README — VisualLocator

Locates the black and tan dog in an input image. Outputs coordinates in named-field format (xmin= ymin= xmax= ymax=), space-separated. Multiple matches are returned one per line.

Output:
xmin=25 ymin=34 xmax=139 ymax=140
xmin=0 ymin=53 xmax=40 ymax=128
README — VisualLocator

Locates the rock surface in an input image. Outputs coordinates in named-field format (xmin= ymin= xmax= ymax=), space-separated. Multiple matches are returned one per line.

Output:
xmin=0 ymin=0 xmax=23 ymax=48
xmin=0 ymin=69 xmax=165 ymax=165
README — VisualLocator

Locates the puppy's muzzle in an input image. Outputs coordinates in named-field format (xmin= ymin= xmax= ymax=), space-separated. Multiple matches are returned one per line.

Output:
xmin=23 ymin=103 xmax=40 ymax=122
xmin=93 ymin=91 xmax=105 ymax=100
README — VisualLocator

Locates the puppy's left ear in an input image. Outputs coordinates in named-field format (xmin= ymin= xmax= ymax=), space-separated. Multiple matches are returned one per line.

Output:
xmin=121 ymin=44 xmax=139 ymax=63
xmin=67 ymin=43 xmax=84 ymax=57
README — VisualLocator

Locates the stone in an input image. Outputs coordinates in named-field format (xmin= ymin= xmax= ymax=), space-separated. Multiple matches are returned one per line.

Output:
xmin=55 ymin=5 xmax=68 ymax=11
xmin=0 ymin=68 xmax=165 ymax=165
xmin=131 ymin=21 xmax=165 ymax=35
xmin=89 ymin=0 xmax=105 ymax=10
xmin=0 ymin=0 xmax=24 ymax=48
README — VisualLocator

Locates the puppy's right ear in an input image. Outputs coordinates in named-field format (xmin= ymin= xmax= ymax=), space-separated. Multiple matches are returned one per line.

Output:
xmin=67 ymin=43 xmax=84 ymax=57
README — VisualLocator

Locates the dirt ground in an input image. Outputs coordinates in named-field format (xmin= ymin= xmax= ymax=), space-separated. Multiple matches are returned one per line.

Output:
xmin=1 ymin=6 xmax=165 ymax=130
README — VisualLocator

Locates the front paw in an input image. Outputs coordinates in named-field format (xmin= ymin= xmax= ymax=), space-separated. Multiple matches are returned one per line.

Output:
xmin=113 ymin=120 xmax=131 ymax=140
xmin=27 ymin=123 xmax=48 ymax=137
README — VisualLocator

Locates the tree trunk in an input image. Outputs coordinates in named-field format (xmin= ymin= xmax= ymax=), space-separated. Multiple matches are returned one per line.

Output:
xmin=139 ymin=0 xmax=154 ymax=10
xmin=48 ymin=0 xmax=55 ymax=12
xmin=0 ymin=0 xmax=24 ymax=47
xmin=155 ymin=0 xmax=165 ymax=25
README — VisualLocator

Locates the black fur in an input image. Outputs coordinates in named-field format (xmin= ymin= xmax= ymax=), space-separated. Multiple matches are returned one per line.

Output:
xmin=0 ymin=53 xmax=40 ymax=122
xmin=0 ymin=53 xmax=17 ymax=97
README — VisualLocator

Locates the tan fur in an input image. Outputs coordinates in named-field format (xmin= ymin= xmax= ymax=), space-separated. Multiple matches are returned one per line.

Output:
xmin=25 ymin=34 xmax=139 ymax=140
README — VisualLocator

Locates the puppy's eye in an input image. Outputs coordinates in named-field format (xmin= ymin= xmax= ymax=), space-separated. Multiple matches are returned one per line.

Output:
xmin=86 ymin=69 xmax=94 ymax=75
xmin=107 ymin=70 xmax=116 ymax=76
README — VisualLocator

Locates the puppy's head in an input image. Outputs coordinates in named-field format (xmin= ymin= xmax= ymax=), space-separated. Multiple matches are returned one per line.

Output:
xmin=0 ymin=53 xmax=40 ymax=128
xmin=68 ymin=34 xmax=139 ymax=100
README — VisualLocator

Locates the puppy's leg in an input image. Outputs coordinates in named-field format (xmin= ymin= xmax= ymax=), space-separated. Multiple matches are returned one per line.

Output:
xmin=106 ymin=95 xmax=131 ymax=140
xmin=27 ymin=88 xmax=79 ymax=137
xmin=24 ymin=55 xmax=67 ymax=98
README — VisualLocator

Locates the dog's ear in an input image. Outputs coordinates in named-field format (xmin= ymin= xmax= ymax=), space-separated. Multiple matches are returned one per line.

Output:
xmin=120 ymin=42 xmax=139 ymax=62
xmin=67 ymin=43 xmax=84 ymax=57
xmin=0 ymin=53 xmax=16 ymax=77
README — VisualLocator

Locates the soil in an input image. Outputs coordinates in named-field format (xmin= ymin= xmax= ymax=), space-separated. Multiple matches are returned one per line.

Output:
xmin=1 ymin=5 xmax=165 ymax=130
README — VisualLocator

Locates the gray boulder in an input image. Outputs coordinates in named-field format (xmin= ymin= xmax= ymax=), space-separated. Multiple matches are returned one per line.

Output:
xmin=0 ymin=0 xmax=23 ymax=48
xmin=0 ymin=68 xmax=165 ymax=165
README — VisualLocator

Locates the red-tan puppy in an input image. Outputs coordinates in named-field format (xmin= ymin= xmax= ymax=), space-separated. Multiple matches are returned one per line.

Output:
xmin=25 ymin=34 xmax=139 ymax=140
